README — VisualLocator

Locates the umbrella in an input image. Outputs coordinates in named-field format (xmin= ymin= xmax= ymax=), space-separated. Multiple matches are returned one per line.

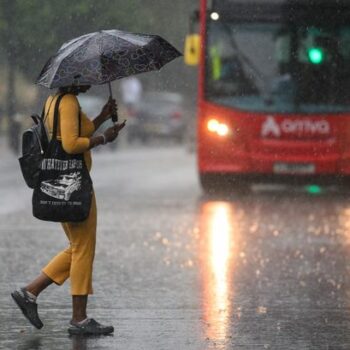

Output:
xmin=36 ymin=29 xmax=182 ymax=89
xmin=36 ymin=29 xmax=182 ymax=120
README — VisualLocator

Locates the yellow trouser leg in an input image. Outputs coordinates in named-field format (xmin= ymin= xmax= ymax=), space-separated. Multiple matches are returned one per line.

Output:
xmin=42 ymin=194 xmax=97 ymax=295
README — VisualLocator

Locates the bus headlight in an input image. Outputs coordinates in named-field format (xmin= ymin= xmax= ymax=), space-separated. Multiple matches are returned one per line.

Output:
xmin=217 ymin=123 xmax=229 ymax=136
xmin=207 ymin=119 xmax=220 ymax=132
xmin=207 ymin=119 xmax=230 ymax=137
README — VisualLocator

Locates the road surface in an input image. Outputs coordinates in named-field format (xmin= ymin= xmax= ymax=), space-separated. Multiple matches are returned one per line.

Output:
xmin=1 ymin=145 xmax=350 ymax=349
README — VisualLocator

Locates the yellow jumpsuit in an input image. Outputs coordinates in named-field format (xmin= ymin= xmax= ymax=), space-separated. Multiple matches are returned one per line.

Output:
xmin=41 ymin=93 xmax=96 ymax=295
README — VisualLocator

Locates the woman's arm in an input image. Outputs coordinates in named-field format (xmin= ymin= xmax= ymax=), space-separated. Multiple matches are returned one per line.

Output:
xmin=88 ymin=135 xmax=105 ymax=149
xmin=60 ymin=95 xmax=124 ymax=153
xmin=93 ymin=97 xmax=117 ymax=130
xmin=89 ymin=121 xmax=127 ymax=149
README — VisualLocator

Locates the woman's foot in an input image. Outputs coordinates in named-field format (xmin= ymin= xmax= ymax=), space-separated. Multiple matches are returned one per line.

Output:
xmin=68 ymin=318 xmax=114 ymax=335
xmin=11 ymin=288 xmax=43 ymax=329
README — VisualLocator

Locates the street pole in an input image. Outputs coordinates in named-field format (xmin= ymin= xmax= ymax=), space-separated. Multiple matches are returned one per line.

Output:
xmin=3 ymin=0 xmax=19 ymax=153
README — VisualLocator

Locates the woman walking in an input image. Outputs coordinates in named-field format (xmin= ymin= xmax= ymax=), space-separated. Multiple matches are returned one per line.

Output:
xmin=11 ymin=84 xmax=125 ymax=335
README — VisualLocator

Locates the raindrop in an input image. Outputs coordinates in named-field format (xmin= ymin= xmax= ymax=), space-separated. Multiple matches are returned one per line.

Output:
xmin=239 ymin=251 xmax=246 ymax=258
xmin=257 ymin=306 xmax=267 ymax=314
xmin=162 ymin=238 xmax=169 ymax=245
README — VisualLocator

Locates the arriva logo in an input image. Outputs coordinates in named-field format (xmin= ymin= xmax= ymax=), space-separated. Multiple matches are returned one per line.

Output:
xmin=261 ymin=116 xmax=281 ymax=137
xmin=261 ymin=116 xmax=330 ymax=138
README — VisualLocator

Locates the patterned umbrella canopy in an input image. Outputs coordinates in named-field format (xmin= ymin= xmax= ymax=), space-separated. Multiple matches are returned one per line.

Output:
xmin=36 ymin=29 xmax=182 ymax=89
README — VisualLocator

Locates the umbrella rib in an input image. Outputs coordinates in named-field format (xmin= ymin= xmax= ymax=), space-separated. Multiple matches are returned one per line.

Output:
xmin=43 ymin=33 xmax=97 ymax=87
xmin=102 ymin=30 xmax=147 ymax=50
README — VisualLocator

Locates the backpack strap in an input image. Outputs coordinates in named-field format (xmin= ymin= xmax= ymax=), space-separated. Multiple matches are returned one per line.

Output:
xmin=40 ymin=105 xmax=45 ymax=120
xmin=39 ymin=95 xmax=55 ymax=142
xmin=43 ymin=95 xmax=56 ymax=123
xmin=30 ymin=100 xmax=48 ymax=125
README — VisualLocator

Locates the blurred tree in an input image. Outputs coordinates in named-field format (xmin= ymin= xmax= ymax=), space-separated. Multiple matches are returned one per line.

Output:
xmin=135 ymin=0 xmax=198 ymax=99
xmin=0 ymin=0 xmax=196 ymax=151
xmin=0 ymin=0 xmax=149 ymax=83
xmin=0 ymin=0 xmax=146 ymax=151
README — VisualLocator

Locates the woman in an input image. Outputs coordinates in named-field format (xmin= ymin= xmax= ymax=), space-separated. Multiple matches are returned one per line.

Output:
xmin=11 ymin=84 xmax=125 ymax=335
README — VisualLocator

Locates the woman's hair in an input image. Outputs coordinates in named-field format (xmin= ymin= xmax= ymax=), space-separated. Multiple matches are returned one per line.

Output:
xmin=58 ymin=85 xmax=90 ymax=95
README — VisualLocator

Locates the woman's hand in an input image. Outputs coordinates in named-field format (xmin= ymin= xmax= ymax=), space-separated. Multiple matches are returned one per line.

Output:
xmin=100 ymin=97 xmax=117 ymax=121
xmin=89 ymin=121 xmax=126 ymax=149
xmin=93 ymin=97 xmax=118 ymax=130
xmin=104 ymin=121 xmax=126 ymax=143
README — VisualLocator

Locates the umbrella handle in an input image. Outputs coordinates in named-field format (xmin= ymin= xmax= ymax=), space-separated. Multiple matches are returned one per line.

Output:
xmin=108 ymin=82 xmax=118 ymax=123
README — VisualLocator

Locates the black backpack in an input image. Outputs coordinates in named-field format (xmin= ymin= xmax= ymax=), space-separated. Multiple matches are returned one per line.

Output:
xmin=18 ymin=99 xmax=53 ymax=188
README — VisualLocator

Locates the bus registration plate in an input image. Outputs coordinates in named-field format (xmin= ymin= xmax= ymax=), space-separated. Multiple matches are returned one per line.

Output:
xmin=273 ymin=162 xmax=315 ymax=174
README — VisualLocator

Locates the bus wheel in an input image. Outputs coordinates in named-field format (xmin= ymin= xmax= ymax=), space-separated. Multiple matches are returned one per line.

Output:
xmin=199 ymin=174 xmax=218 ymax=194
xmin=339 ymin=176 xmax=350 ymax=195
xmin=199 ymin=173 xmax=250 ymax=195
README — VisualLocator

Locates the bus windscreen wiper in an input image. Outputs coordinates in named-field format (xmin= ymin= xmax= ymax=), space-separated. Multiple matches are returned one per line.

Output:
xmin=222 ymin=24 xmax=272 ymax=104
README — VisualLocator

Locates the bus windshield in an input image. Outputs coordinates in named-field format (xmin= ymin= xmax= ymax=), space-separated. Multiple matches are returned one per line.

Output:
xmin=205 ymin=21 xmax=350 ymax=114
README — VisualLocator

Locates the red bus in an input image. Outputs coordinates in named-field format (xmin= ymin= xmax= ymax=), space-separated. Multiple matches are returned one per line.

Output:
xmin=185 ymin=0 xmax=350 ymax=192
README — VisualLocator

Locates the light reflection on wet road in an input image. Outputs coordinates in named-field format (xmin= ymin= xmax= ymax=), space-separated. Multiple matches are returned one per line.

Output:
xmin=2 ymin=146 xmax=350 ymax=349
xmin=196 ymin=191 xmax=350 ymax=349
xmin=199 ymin=202 xmax=235 ymax=345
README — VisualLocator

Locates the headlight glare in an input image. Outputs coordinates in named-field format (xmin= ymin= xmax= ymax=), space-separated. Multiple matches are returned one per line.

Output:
xmin=207 ymin=118 xmax=230 ymax=137
xmin=217 ymin=124 xmax=229 ymax=136
xmin=207 ymin=119 xmax=219 ymax=132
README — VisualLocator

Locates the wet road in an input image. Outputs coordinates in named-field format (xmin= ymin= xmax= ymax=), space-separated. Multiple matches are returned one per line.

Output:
xmin=2 ymin=145 xmax=350 ymax=349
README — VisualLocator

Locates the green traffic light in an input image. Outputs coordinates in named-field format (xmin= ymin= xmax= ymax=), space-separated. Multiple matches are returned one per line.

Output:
xmin=306 ymin=185 xmax=322 ymax=194
xmin=308 ymin=47 xmax=324 ymax=65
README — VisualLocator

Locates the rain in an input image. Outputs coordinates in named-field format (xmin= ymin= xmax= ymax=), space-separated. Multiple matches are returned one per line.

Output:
xmin=2 ymin=0 xmax=350 ymax=349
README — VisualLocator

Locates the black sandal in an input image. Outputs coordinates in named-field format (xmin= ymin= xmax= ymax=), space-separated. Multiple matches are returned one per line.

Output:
xmin=11 ymin=288 xmax=43 ymax=329
xmin=68 ymin=318 xmax=114 ymax=335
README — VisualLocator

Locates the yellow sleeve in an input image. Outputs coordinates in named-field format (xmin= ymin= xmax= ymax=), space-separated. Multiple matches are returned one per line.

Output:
xmin=80 ymin=111 xmax=96 ymax=137
xmin=59 ymin=94 xmax=90 ymax=154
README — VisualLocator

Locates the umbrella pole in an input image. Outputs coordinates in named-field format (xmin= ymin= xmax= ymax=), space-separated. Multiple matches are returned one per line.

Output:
xmin=108 ymin=82 xmax=118 ymax=122
xmin=108 ymin=81 xmax=113 ymax=98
